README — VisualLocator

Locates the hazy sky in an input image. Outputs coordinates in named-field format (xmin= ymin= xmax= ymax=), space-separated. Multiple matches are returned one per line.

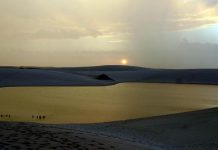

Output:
xmin=0 ymin=0 xmax=218 ymax=68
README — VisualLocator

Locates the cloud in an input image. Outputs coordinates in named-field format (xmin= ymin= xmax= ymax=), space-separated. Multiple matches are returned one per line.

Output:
xmin=120 ymin=0 xmax=218 ymax=33
xmin=202 ymin=0 xmax=218 ymax=6
xmin=30 ymin=28 xmax=101 ymax=39
xmin=171 ymin=40 xmax=218 ymax=68
xmin=0 ymin=0 xmax=217 ymax=40
xmin=0 ymin=0 xmax=128 ymax=40
xmin=177 ymin=0 xmax=218 ymax=30
xmin=1 ymin=0 xmax=218 ymax=68
xmin=184 ymin=0 xmax=218 ymax=6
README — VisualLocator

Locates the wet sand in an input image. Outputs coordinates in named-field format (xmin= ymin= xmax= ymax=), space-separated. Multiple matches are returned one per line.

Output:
xmin=0 ymin=108 xmax=218 ymax=150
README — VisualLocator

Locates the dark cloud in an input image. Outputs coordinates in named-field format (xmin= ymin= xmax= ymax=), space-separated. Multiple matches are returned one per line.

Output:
xmin=173 ymin=40 xmax=218 ymax=68
xmin=203 ymin=0 xmax=218 ymax=6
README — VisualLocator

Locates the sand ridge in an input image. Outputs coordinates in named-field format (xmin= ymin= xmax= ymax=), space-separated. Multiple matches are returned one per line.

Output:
xmin=0 ymin=108 xmax=218 ymax=149
xmin=0 ymin=122 xmax=148 ymax=150
xmin=2 ymin=66 xmax=218 ymax=87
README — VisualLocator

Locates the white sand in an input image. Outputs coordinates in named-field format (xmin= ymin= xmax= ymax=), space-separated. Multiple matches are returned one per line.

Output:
xmin=0 ymin=108 xmax=217 ymax=150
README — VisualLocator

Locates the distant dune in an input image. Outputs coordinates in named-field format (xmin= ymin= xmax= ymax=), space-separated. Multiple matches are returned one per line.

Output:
xmin=1 ymin=65 xmax=218 ymax=87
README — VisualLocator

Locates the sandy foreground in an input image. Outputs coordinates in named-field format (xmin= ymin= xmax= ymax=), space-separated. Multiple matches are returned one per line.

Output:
xmin=0 ymin=108 xmax=218 ymax=150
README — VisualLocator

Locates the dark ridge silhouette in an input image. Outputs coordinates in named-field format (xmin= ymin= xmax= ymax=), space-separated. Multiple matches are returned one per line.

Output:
xmin=95 ymin=74 xmax=114 ymax=81
xmin=0 ymin=65 xmax=144 ymax=71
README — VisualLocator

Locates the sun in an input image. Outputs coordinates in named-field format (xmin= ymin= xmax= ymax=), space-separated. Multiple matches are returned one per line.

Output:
xmin=121 ymin=59 xmax=128 ymax=65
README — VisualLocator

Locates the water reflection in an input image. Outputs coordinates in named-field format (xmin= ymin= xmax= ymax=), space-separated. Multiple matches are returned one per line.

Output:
xmin=0 ymin=83 xmax=218 ymax=124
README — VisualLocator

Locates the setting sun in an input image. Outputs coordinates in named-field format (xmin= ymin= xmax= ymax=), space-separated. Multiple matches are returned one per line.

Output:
xmin=121 ymin=59 xmax=128 ymax=65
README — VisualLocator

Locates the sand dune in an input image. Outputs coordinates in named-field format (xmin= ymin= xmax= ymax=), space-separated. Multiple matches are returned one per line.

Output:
xmin=0 ymin=66 xmax=217 ymax=149
xmin=1 ymin=65 xmax=218 ymax=87
xmin=0 ymin=108 xmax=217 ymax=150
xmin=0 ymin=67 xmax=115 ymax=87
xmin=65 ymin=107 xmax=218 ymax=150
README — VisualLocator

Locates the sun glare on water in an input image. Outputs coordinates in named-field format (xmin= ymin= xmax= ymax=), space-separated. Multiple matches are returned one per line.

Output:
xmin=121 ymin=59 xmax=128 ymax=65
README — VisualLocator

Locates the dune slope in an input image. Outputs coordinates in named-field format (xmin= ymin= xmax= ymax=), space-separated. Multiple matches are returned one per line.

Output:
xmin=0 ymin=108 xmax=217 ymax=150
xmin=2 ymin=66 xmax=218 ymax=87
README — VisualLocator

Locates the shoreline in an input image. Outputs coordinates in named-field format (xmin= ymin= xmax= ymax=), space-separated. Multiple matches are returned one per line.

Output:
xmin=0 ymin=107 xmax=217 ymax=149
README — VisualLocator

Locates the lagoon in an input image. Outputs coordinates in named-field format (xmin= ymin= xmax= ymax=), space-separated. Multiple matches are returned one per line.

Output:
xmin=0 ymin=83 xmax=218 ymax=124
